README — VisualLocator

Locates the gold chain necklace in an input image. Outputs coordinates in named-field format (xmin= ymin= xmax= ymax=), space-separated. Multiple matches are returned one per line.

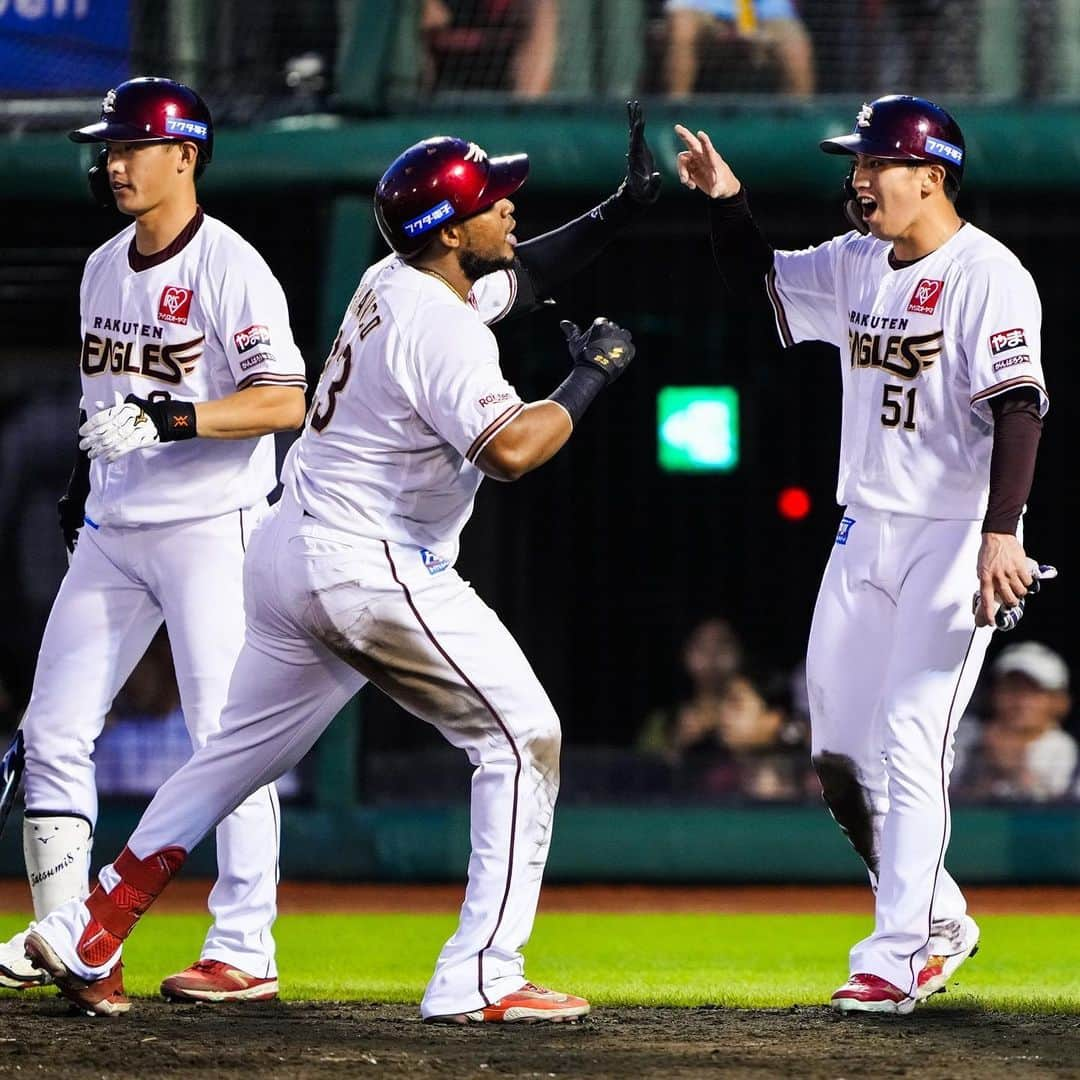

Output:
xmin=414 ymin=265 xmax=469 ymax=303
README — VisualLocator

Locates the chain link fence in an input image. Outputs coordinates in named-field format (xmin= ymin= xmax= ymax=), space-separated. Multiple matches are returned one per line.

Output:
xmin=3 ymin=0 xmax=1080 ymax=133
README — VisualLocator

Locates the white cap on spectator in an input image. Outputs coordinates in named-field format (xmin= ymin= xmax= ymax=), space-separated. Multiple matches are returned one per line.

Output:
xmin=992 ymin=642 xmax=1070 ymax=692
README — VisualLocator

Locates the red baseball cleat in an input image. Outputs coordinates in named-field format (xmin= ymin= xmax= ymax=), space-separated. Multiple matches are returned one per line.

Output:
xmin=426 ymin=982 xmax=590 ymax=1024
xmin=23 ymin=930 xmax=130 ymax=1016
xmin=917 ymin=915 xmax=980 ymax=1000
xmin=831 ymin=972 xmax=915 ymax=1015
xmin=160 ymin=960 xmax=279 ymax=1003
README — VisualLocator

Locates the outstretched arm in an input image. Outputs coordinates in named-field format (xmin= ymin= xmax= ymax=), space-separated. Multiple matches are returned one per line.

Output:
xmin=674 ymin=124 xmax=774 ymax=295
xmin=502 ymin=102 xmax=661 ymax=317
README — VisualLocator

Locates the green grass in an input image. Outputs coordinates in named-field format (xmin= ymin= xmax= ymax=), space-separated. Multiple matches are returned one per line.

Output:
xmin=2 ymin=912 xmax=1077 ymax=1012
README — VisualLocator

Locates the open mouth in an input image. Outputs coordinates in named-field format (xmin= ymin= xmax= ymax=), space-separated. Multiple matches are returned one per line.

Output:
xmin=858 ymin=195 xmax=878 ymax=220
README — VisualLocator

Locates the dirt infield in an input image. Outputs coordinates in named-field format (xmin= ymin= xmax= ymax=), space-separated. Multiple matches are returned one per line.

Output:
xmin=1 ymin=883 xmax=1077 ymax=1078
xmin=2 ymin=997 xmax=1077 ymax=1080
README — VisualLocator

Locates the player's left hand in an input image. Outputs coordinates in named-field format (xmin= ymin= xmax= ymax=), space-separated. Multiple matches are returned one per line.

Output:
xmin=974 ymin=533 xmax=1053 ymax=629
xmin=79 ymin=393 xmax=161 ymax=463
xmin=620 ymin=101 xmax=661 ymax=205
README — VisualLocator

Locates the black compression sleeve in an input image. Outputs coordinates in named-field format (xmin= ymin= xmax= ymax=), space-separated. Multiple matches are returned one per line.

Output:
xmin=509 ymin=190 xmax=638 ymax=313
xmin=984 ymin=388 xmax=1043 ymax=534
xmin=707 ymin=186 xmax=775 ymax=297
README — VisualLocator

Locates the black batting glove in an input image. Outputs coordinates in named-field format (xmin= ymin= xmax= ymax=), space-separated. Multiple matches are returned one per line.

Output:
xmin=58 ymin=410 xmax=91 ymax=554
xmin=560 ymin=317 xmax=636 ymax=383
xmin=57 ymin=493 xmax=86 ymax=554
xmin=621 ymin=101 xmax=661 ymax=205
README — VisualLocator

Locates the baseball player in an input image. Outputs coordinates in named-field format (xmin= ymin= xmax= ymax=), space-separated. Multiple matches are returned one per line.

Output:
xmin=22 ymin=120 xmax=655 ymax=1021
xmin=676 ymin=95 xmax=1049 ymax=1013
xmin=0 ymin=77 xmax=307 ymax=1005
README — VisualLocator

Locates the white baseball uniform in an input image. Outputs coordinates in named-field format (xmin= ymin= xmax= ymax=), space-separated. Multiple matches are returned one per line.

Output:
xmin=17 ymin=208 xmax=306 ymax=977
xmin=34 ymin=255 xmax=561 ymax=1019
xmin=767 ymin=222 xmax=1047 ymax=993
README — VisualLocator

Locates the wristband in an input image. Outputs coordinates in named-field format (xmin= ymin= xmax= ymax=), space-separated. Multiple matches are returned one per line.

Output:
xmin=126 ymin=394 xmax=198 ymax=442
xmin=548 ymin=365 xmax=607 ymax=427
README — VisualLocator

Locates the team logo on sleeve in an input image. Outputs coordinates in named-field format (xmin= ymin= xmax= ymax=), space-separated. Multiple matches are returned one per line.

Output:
xmin=157 ymin=286 xmax=193 ymax=325
xmin=907 ymin=279 xmax=944 ymax=315
xmin=835 ymin=516 xmax=856 ymax=546
xmin=233 ymin=324 xmax=272 ymax=353
xmin=988 ymin=328 xmax=1027 ymax=355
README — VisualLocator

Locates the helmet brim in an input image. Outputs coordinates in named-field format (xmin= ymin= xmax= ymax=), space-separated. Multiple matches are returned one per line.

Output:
xmin=820 ymin=133 xmax=924 ymax=159
xmin=69 ymin=120 xmax=160 ymax=144
xmin=477 ymin=153 xmax=529 ymax=207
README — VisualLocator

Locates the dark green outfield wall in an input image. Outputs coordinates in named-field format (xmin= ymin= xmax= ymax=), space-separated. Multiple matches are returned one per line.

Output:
xmin=1 ymin=802 xmax=1076 ymax=884
xmin=7 ymin=102 xmax=1080 ymax=202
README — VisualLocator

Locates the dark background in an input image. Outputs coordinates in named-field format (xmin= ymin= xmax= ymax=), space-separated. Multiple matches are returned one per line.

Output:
xmin=0 ymin=185 xmax=1070 ymax=747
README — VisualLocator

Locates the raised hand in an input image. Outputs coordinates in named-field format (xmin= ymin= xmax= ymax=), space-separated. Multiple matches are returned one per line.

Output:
xmin=674 ymin=124 xmax=741 ymax=199
xmin=623 ymin=100 xmax=661 ymax=205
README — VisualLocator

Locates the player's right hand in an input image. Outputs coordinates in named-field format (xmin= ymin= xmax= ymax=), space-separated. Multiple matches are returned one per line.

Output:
xmin=79 ymin=393 xmax=161 ymax=463
xmin=674 ymin=124 xmax=741 ymax=199
xmin=560 ymin=317 xmax=635 ymax=383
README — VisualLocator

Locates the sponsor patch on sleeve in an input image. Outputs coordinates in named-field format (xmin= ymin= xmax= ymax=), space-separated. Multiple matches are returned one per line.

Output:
xmin=157 ymin=285 xmax=193 ymax=324
xmin=477 ymin=391 xmax=515 ymax=408
xmin=239 ymin=350 xmax=274 ymax=372
xmin=988 ymin=327 xmax=1027 ymax=355
xmin=906 ymin=279 xmax=944 ymax=315
xmin=835 ymin=516 xmax=856 ymax=546
xmin=992 ymin=353 xmax=1031 ymax=373
xmin=233 ymin=324 xmax=272 ymax=353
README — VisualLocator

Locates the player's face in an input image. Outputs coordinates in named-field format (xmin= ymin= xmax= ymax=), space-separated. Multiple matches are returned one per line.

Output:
xmin=849 ymin=156 xmax=930 ymax=239
xmin=105 ymin=141 xmax=192 ymax=216
xmin=457 ymin=198 xmax=517 ymax=280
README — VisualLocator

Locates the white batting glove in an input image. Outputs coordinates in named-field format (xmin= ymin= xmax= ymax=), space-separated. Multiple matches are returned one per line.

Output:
xmin=79 ymin=393 xmax=160 ymax=463
xmin=972 ymin=561 xmax=1057 ymax=632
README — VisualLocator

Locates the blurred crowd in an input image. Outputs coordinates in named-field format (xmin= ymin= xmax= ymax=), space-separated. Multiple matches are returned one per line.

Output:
xmin=71 ymin=0 xmax=1080 ymax=125
xmin=630 ymin=615 xmax=1080 ymax=805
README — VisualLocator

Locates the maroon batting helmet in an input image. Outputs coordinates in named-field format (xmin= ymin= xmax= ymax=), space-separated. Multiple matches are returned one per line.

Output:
xmin=374 ymin=136 xmax=529 ymax=257
xmin=69 ymin=76 xmax=214 ymax=169
xmin=820 ymin=95 xmax=965 ymax=186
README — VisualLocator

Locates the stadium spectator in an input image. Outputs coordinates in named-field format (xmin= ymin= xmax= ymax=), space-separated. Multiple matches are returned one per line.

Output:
xmin=662 ymin=0 xmax=815 ymax=98
xmin=637 ymin=617 xmax=806 ymax=798
xmin=421 ymin=0 xmax=558 ymax=97
xmin=637 ymin=616 xmax=745 ymax=765
xmin=552 ymin=0 xmax=647 ymax=99
xmin=954 ymin=642 xmax=1077 ymax=802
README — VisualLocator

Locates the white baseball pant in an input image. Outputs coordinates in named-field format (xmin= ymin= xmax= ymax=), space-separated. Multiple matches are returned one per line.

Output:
xmin=37 ymin=492 xmax=562 ymax=1018
xmin=806 ymin=506 xmax=994 ymax=995
xmin=21 ymin=506 xmax=280 ymax=977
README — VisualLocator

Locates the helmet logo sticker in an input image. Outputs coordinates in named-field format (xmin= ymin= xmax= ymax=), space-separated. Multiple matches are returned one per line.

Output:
xmin=464 ymin=142 xmax=488 ymax=162
xmin=164 ymin=117 xmax=209 ymax=140
xmin=856 ymin=103 xmax=873 ymax=127
xmin=102 ymin=89 xmax=117 ymax=114
xmin=924 ymin=135 xmax=964 ymax=165
xmin=402 ymin=199 xmax=455 ymax=238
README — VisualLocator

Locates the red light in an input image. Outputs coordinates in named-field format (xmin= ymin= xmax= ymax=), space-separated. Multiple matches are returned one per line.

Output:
xmin=777 ymin=486 xmax=811 ymax=520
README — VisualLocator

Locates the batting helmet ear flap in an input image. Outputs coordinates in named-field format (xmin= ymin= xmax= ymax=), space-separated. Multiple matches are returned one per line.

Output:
xmin=842 ymin=163 xmax=870 ymax=236
xmin=88 ymin=146 xmax=113 ymax=208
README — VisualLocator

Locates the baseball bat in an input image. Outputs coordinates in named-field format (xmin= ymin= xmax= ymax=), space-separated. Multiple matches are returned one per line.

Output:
xmin=0 ymin=729 xmax=24 ymax=839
